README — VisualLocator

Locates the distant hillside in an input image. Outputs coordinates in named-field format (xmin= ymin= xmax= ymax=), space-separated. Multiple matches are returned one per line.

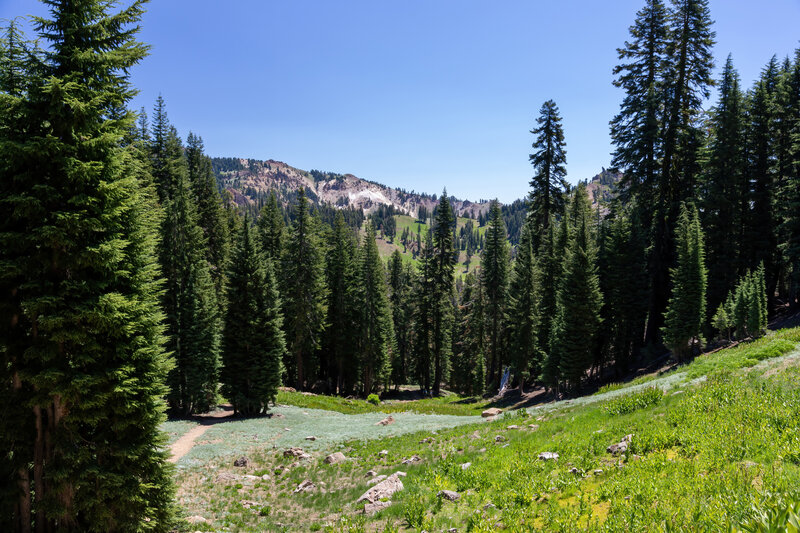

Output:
xmin=583 ymin=168 xmax=622 ymax=214
xmin=211 ymin=157 xmax=491 ymax=219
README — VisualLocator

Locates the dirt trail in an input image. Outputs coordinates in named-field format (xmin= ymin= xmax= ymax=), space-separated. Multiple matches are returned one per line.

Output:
xmin=168 ymin=406 xmax=234 ymax=463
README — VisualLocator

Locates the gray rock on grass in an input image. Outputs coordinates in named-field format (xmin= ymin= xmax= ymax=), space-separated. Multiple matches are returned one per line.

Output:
xmin=356 ymin=473 xmax=404 ymax=504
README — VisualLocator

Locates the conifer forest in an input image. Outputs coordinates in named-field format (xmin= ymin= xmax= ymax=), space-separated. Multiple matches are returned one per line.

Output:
xmin=2 ymin=0 xmax=800 ymax=531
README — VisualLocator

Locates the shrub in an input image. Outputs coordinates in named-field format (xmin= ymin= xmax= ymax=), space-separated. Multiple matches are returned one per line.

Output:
xmin=604 ymin=386 xmax=663 ymax=415
xmin=367 ymin=393 xmax=381 ymax=405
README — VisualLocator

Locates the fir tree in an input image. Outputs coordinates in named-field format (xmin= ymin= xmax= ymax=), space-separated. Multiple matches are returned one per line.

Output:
xmin=156 ymin=127 xmax=220 ymax=415
xmin=454 ymin=273 xmax=487 ymax=396
xmin=539 ymin=216 xmax=569 ymax=390
xmin=702 ymin=55 xmax=746 ymax=313
xmin=355 ymin=224 xmax=394 ymax=393
xmin=258 ymin=192 xmax=285 ymax=261
xmin=413 ymin=232 xmax=435 ymax=392
xmin=528 ymin=100 xmax=568 ymax=248
xmin=322 ymin=212 xmax=358 ymax=393
xmin=481 ymin=200 xmax=509 ymax=386
xmin=431 ymin=192 xmax=457 ymax=395
xmin=506 ymin=220 xmax=540 ymax=387
xmin=281 ymin=188 xmax=327 ymax=389
xmin=646 ymin=0 xmax=715 ymax=345
xmin=388 ymin=250 xmax=413 ymax=387
xmin=221 ymin=218 xmax=285 ymax=415
xmin=551 ymin=185 xmax=604 ymax=391
xmin=186 ymin=132 xmax=231 ymax=304
xmin=610 ymin=0 xmax=668 ymax=214
xmin=0 ymin=1 xmax=175 ymax=529
xmin=662 ymin=203 xmax=707 ymax=361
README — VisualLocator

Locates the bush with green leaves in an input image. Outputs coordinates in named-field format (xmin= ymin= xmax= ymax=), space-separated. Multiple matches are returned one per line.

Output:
xmin=603 ymin=385 xmax=663 ymax=415
xmin=367 ymin=393 xmax=381 ymax=405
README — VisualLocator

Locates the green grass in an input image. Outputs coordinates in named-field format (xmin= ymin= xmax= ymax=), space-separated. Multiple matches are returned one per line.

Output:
xmin=172 ymin=327 xmax=800 ymax=532
xmin=683 ymin=328 xmax=800 ymax=379
xmin=276 ymin=390 xmax=490 ymax=416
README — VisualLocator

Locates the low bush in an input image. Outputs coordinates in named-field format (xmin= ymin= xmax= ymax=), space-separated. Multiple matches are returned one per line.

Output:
xmin=367 ymin=393 xmax=380 ymax=405
xmin=603 ymin=385 xmax=663 ymax=415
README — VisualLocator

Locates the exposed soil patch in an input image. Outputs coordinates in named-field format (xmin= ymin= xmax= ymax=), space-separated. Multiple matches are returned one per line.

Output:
xmin=168 ymin=405 xmax=235 ymax=462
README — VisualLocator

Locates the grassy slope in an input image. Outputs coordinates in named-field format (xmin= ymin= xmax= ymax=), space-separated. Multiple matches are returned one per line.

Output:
xmin=173 ymin=329 xmax=800 ymax=532
xmin=374 ymin=215 xmax=486 ymax=274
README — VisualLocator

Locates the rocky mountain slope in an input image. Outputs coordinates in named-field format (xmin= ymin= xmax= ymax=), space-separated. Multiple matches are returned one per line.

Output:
xmin=212 ymin=157 xmax=491 ymax=218
xmin=212 ymin=156 xmax=621 ymax=217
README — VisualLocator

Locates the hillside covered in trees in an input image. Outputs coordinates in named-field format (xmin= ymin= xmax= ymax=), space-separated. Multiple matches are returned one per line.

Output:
xmin=1 ymin=0 xmax=800 ymax=531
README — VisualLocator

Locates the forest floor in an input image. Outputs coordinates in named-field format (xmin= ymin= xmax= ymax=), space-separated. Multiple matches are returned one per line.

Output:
xmin=165 ymin=327 xmax=800 ymax=532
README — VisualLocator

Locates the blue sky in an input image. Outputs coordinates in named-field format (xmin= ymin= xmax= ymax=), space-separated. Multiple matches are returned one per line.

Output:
xmin=2 ymin=1 xmax=799 ymax=202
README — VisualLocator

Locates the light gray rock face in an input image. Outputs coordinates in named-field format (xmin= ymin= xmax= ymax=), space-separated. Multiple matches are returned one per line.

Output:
xmin=438 ymin=490 xmax=461 ymax=502
xmin=482 ymin=408 xmax=502 ymax=418
xmin=324 ymin=452 xmax=346 ymax=464
xmin=356 ymin=473 xmax=404 ymax=504
xmin=363 ymin=500 xmax=392 ymax=515
xmin=538 ymin=452 xmax=559 ymax=461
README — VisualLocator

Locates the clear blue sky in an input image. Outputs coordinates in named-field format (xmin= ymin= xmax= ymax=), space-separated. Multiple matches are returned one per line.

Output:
xmin=2 ymin=1 xmax=799 ymax=202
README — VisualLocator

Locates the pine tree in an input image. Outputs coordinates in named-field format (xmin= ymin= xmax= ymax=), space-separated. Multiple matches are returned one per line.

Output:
xmin=186 ymin=132 xmax=231 ymax=304
xmin=156 ymin=127 xmax=220 ymax=415
xmin=431 ymin=192 xmax=457 ymax=395
xmin=646 ymin=0 xmax=715 ymax=345
xmin=413 ymin=231 xmax=435 ymax=392
xmin=539 ymin=216 xmax=569 ymax=389
xmin=598 ymin=207 xmax=649 ymax=374
xmin=355 ymin=224 xmax=394 ymax=393
xmin=481 ymin=200 xmax=509 ymax=386
xmin=528 ymin=100 xmax=568 ymax=248
xmin=281 ymin=188 xmax=327 ymax=389
xmin=258 ymin=192 xmax=285 ymax=261
xmin=702 ymin=55 xmax=746 ymax=314
xmin=322 ymin=212 xmax=358 ymax=393
xmin=743 ymin=60 xmax=780 ymax=308
xmin=551 ymin=185 xmax=604 ymax=391
xmin=506 ymin=220 xmax=540 ymax=387
xmin=662 ymin=203 xmax=707 ymax=361
xmin=783 ymin=49 xmax=800 ymax=308
xmin=150 ymin=94 xmax=171 ymax=202
xmin=388 ymin=250 xmax=413 ymax=387
xmin=0 ymin=2 xmax=175 ymax=529
xmin=610 ymin=0 xmax=668 ymax=213
xmin=454 ymin=273 xmax=487 ymax=396
xmin=221 ymin=218 xmax=285 ymax=415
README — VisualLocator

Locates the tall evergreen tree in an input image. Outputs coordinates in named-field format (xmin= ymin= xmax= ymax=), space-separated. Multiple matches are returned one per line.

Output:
xmin=786 ymin=49 xmax=800 ymax=307
xmin=281 ymin=188 xmax=327 ymax=389
xmin=388 ymin=250 xmax=413 ymax=387
xmin=149 ymin=94 xmax=171 ymax=202
xmin=539 ymin=216 xmax=569 ymax=389
xmin=551 ymin=185 xmax=603 ymax=391
xmin=598 ymin=207 xmax=649 ymax=375
xmin=258 ymin=192 xmax=285 ymax=261
xmin=646 ymin=0 xmax=715 ymax=344
xmin=0 ymin=1 xmax=175 ymax=530
xmin=528 ymin=100 xmax=568 ymax=248
xmin=454 ymin=273 xmax=487 ymax=396
xmin=413 ymin=232 xmax=435 ymax=392
xmin=186 ymin=132 xmax=231 ymax=304
xmin=702 ymin=55 xmax=746 ymax=313
xmin=322 ymin=212 xmax=358 ymax=393
xmin=506 ymin=220 xmax=540 ymax=388
xmin=430 ymin=192 xmax=457 ymax=395
xmin=662 ymin=203 xmax=707 ymax=361
xmin=355 ymin=224 xmax=394 ymax=393
xmin=221 ymin=218 xmax=285 ymax=415
xmin=481 ymin=200 xmax=509 ymax=386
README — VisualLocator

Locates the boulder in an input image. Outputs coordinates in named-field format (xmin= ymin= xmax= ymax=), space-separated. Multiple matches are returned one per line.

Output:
xmin=376 ymin=415 xmax=395 ymax=426
xmin=365 ymin=470 xmax=378 ymax=477
xmin=233 ymin=456 xmax=250 ymax=467
xmin=607 ymin=435 xmax=633 ymax=456
xmin=538 ymin=452 xmax=559 ymax=461
xmin=528 ymin=424 xmax=540 ymax=431
xmin=284 ymin=447 xmax=311 ymax=460
xmin=470 ymin=430 xmax=481 ymax=439
xmin=393 ymin=471 xmax=407 ymax=477
xmin=324 ymin=452 xmax=347 ymax=465
xmin=215 ymin=472 xmax=239 ymax=483
xmin=495 ymin=435 xmax=507 ymax=443
xmin=482 ymin=408 xmax=502 ymax=418
xmin=460 ymin=462 xmax=472 ymax=470
xmin=293 ymin=479 xmax=315 ymax=493
xmin=356 ymin=473 xmax=404 ymax=504
xmin=363 ymin=500 xmax=392 ymax=515
xmin=305 ymin=436 xmax=317 ymax=441
xmin=378 ymin=450 xmax=388 ymax=457
xmin=438 ymin=490 xmax=461 ymax=502
xmin=367 ymin=475 xmax=387 ymax=486
xmin=186 ymin=516 xmax=208 ymax=524
xmin=401 ymin=454 xmax=421 ymax=465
